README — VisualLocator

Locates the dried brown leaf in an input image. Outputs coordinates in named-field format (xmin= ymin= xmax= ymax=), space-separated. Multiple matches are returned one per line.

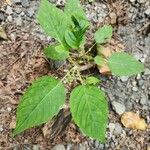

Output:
xmin=121 ymin=112 xmax=148 ymax=130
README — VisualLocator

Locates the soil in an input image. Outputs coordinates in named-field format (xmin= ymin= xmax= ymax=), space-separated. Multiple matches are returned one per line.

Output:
xmin=0 ymin=0 xmax=150 ymax=150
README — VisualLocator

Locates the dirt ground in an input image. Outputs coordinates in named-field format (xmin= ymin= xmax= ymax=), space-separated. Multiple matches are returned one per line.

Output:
xmin=0 ymin=0 xmax=150 ymax=150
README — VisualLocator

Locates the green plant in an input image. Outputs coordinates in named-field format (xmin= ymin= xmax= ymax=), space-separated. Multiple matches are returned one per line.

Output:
xmin=13 ymin=0 xmax=144 ymax=142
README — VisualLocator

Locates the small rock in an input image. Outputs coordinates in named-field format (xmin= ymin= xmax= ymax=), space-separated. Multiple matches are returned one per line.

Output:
xmin=144 ymin=68 xmax=150 ymax=75
xmin=21 ymin=0 xmax=29 ymax=7
xmin=13 ymin=0 xmax=21 ymax=4
xmin=0 ymin=125 xmax=4 ymax=132
xmin=129 ymin=0 xmax=136 ymax=3
xmin=112 ymin=101 xmax=125 ymax=115
xmin=140 ymin=95 xmax=148 ymax=105
xmin=33 ymin=145 xmax=40 ymax=150
xmin=15 ymin=8 xmax=22 ymax=14
xmin=51 ymin=145 xmax=65 ymax=150
xmin=114 ymin=123 xmax=122 ymax=135
xmin=15 ymin=17 xmax=22 ymax=26
xmin=109 ymin=123 xmax=115 ymax=134
xmin=137 ymin=0 xmax=147 ymax=3
xmin=145 ymin=7 xmax=150 ymax=16
xmin=132 ymin=86 xmax=138 ymax=92
xmin=6 ymin=6 xmax=13 ymax=15
xmin=7 ymin=15 xmax=13 ymax=22
xmin=7 ymin=107 xmax=12 ymax=112
xmin=120 ymin=76 xmax=129 ymax=82
xmin=26 ymin=8 xmax=35 ymax=18
xmin=0 ymin=12 xmax=5 ymax=21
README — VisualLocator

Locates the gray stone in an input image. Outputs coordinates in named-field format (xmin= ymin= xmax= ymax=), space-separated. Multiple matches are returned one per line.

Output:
xmin=140 ymin=95 xmax=148 ymax=105
xmin=7 ymin=15 xmax=13 ymax=22
xmin=145 ymin=7 xmax=150 ymax=16
xmin=132 ymin=86 xmax=138 ymax=92
xmin=129 ymin=0 xmax=136 ymax=2
xmin=15 ymin=17 xmax=22 ymax=26
xmin=33 ymin=145 xmax=40 ymax=150
xmin=51 ymin=145 xmax=65 ymax=150
xmin=6 ymin=6 xmax=13 ymax=15
xmin=112 ymin=101 xmax=125 ymax=115
xmin=114 ymin=123 xmax=122 ymax=135
xmin=137 ymin=0 xmax=147 ymax=3
xmin=26 ymin=8 xmax=35 ymax=18
xmin=13 ymin=0 xmax=21 ymax=4
xmin=0 ymin=12 xmax=5 ymax=21
xmin=0 ymin=125 xmax=3 ymax=132
xmin=109 ymin=123 xmax=115 ymax=135
xmin=120 ymin=76 xmax=129 ymax=82
xmin=15 ymin=8 xmax=22 ymax=14
xmin=21 ymin=0 xmax=29 ymax=7
xmin=144 ymin=68 xmax=150 ymax=75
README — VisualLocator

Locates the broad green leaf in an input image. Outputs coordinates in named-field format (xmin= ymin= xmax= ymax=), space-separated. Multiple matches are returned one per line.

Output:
xmin=13 ymin=76 xmax=66 ymax=135
xmin=85 ymin=76 xmax=100 ymax=85
xmin=64 ymin=0 xmax=87 ymax=21
xmin=94 ymin=55 xmax=105 ymax=66
xmin=95 ymin=25 xmax=113 ymax=44
xmin=37 ymin=0 xmax=70 ymax=49
xmin=108 ymin=52 xmax=144 ymax=76
xmin=70 ymin=85 xmax=108 ymax=142
xmin=44 ymin=44 xmax=69 ymax=60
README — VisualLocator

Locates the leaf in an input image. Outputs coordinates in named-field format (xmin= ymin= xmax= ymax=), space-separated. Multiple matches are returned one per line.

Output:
xmin=0 ymin=26 xmax=7 ymax=40
xmin=94 ymin=56 xmax=105 ymax=66
xmin=65 ymin=18 xmax=89 ymax=49
xmin=95 ymin=25 xmax=113 ymax=44
xmin=44 ymin=44 xmax=69 ymax=60
xmin=121 ymin=112 xmax=147 ymax=130
xmin=37 ymin=0 xmax=70 ymax=49
xmin=70 ymin=85 xmax=108 ymax=142
xmin=13 ymin=76 xmax=66 ymax=135
xmin=85 ymin=76 xmax=100 ymax=85
xmin=108 ymin=52 xmax=144 ymax=76
xmin=64 ymin=0 xmax=87 ymax=21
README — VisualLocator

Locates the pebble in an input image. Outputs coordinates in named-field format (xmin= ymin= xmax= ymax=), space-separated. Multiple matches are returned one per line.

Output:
xmin=15 ymin=16 xmax=22 ymax=26
xmin=7 ymin=15 xmax=13 ymax=22
xmin=15 ymin=8 xmax=22 ymax=14
xmin=145 ymin=7 xmax=150 ymax=16
xmin=114 ymin=123 xmax=123 ymax=135
xmin=129 ymin=0 xmax=136 ymax=2
xmin=109 ymin=123 xmax=115 ymax=134
xmin=7 ymin=107 xmax=12 ymax=112
xmin=13 ymin=0 xmax=21 ymax=4
xmin=132 ymin=86 xmax=138 ymax=92
xmin=112 ymin=101 xmax=125 ymax=115
xmin=21 ymin=0 xmax=29 ymax=7
xmin=33 ymin=145 xmax=40 ymax=150
xmin=0 ymin=12 xmax=5 ymax=21
xmin=144 ymin=68 xmax=150 ymax=75
xmin=140 ymin=95 xmax=147 ymax=105
xmin=137 ymin=0 xmax=147 ymax=4
xmin=26 ymin=8 xmax=35 ymax=18
xmin=0 ymin=125 xmax=4 ymax=132
xmin=120 ymin=76 xmax=129 ymax=82
xmin=51 ymin=145 xmax=65 ymax=150
xmin=6 ymin=6 xmax=13 ymax=15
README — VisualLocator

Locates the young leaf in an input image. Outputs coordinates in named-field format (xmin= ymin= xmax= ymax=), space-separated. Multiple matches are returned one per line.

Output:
xmin=108 ymin=52 xmax=144 ymax=76
xmin=64 ymin=0 xmax=87 ymax=21
xmin=95 ymin=25 xmax=113 ymax=44
xmin=70 ymin=85 xmax=108 ymax=142
xmin=44 ymin=44 xmax=69 ymax=60
xmin=37 ymin=0 xmax=70 ymax=49
xmin=13 ymin=76 xmax=66 ymax=135
xmin=85 ymin=76 xmax=100 ymax=85
xmin=65 ymin=18 xmax=89 ymax=49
